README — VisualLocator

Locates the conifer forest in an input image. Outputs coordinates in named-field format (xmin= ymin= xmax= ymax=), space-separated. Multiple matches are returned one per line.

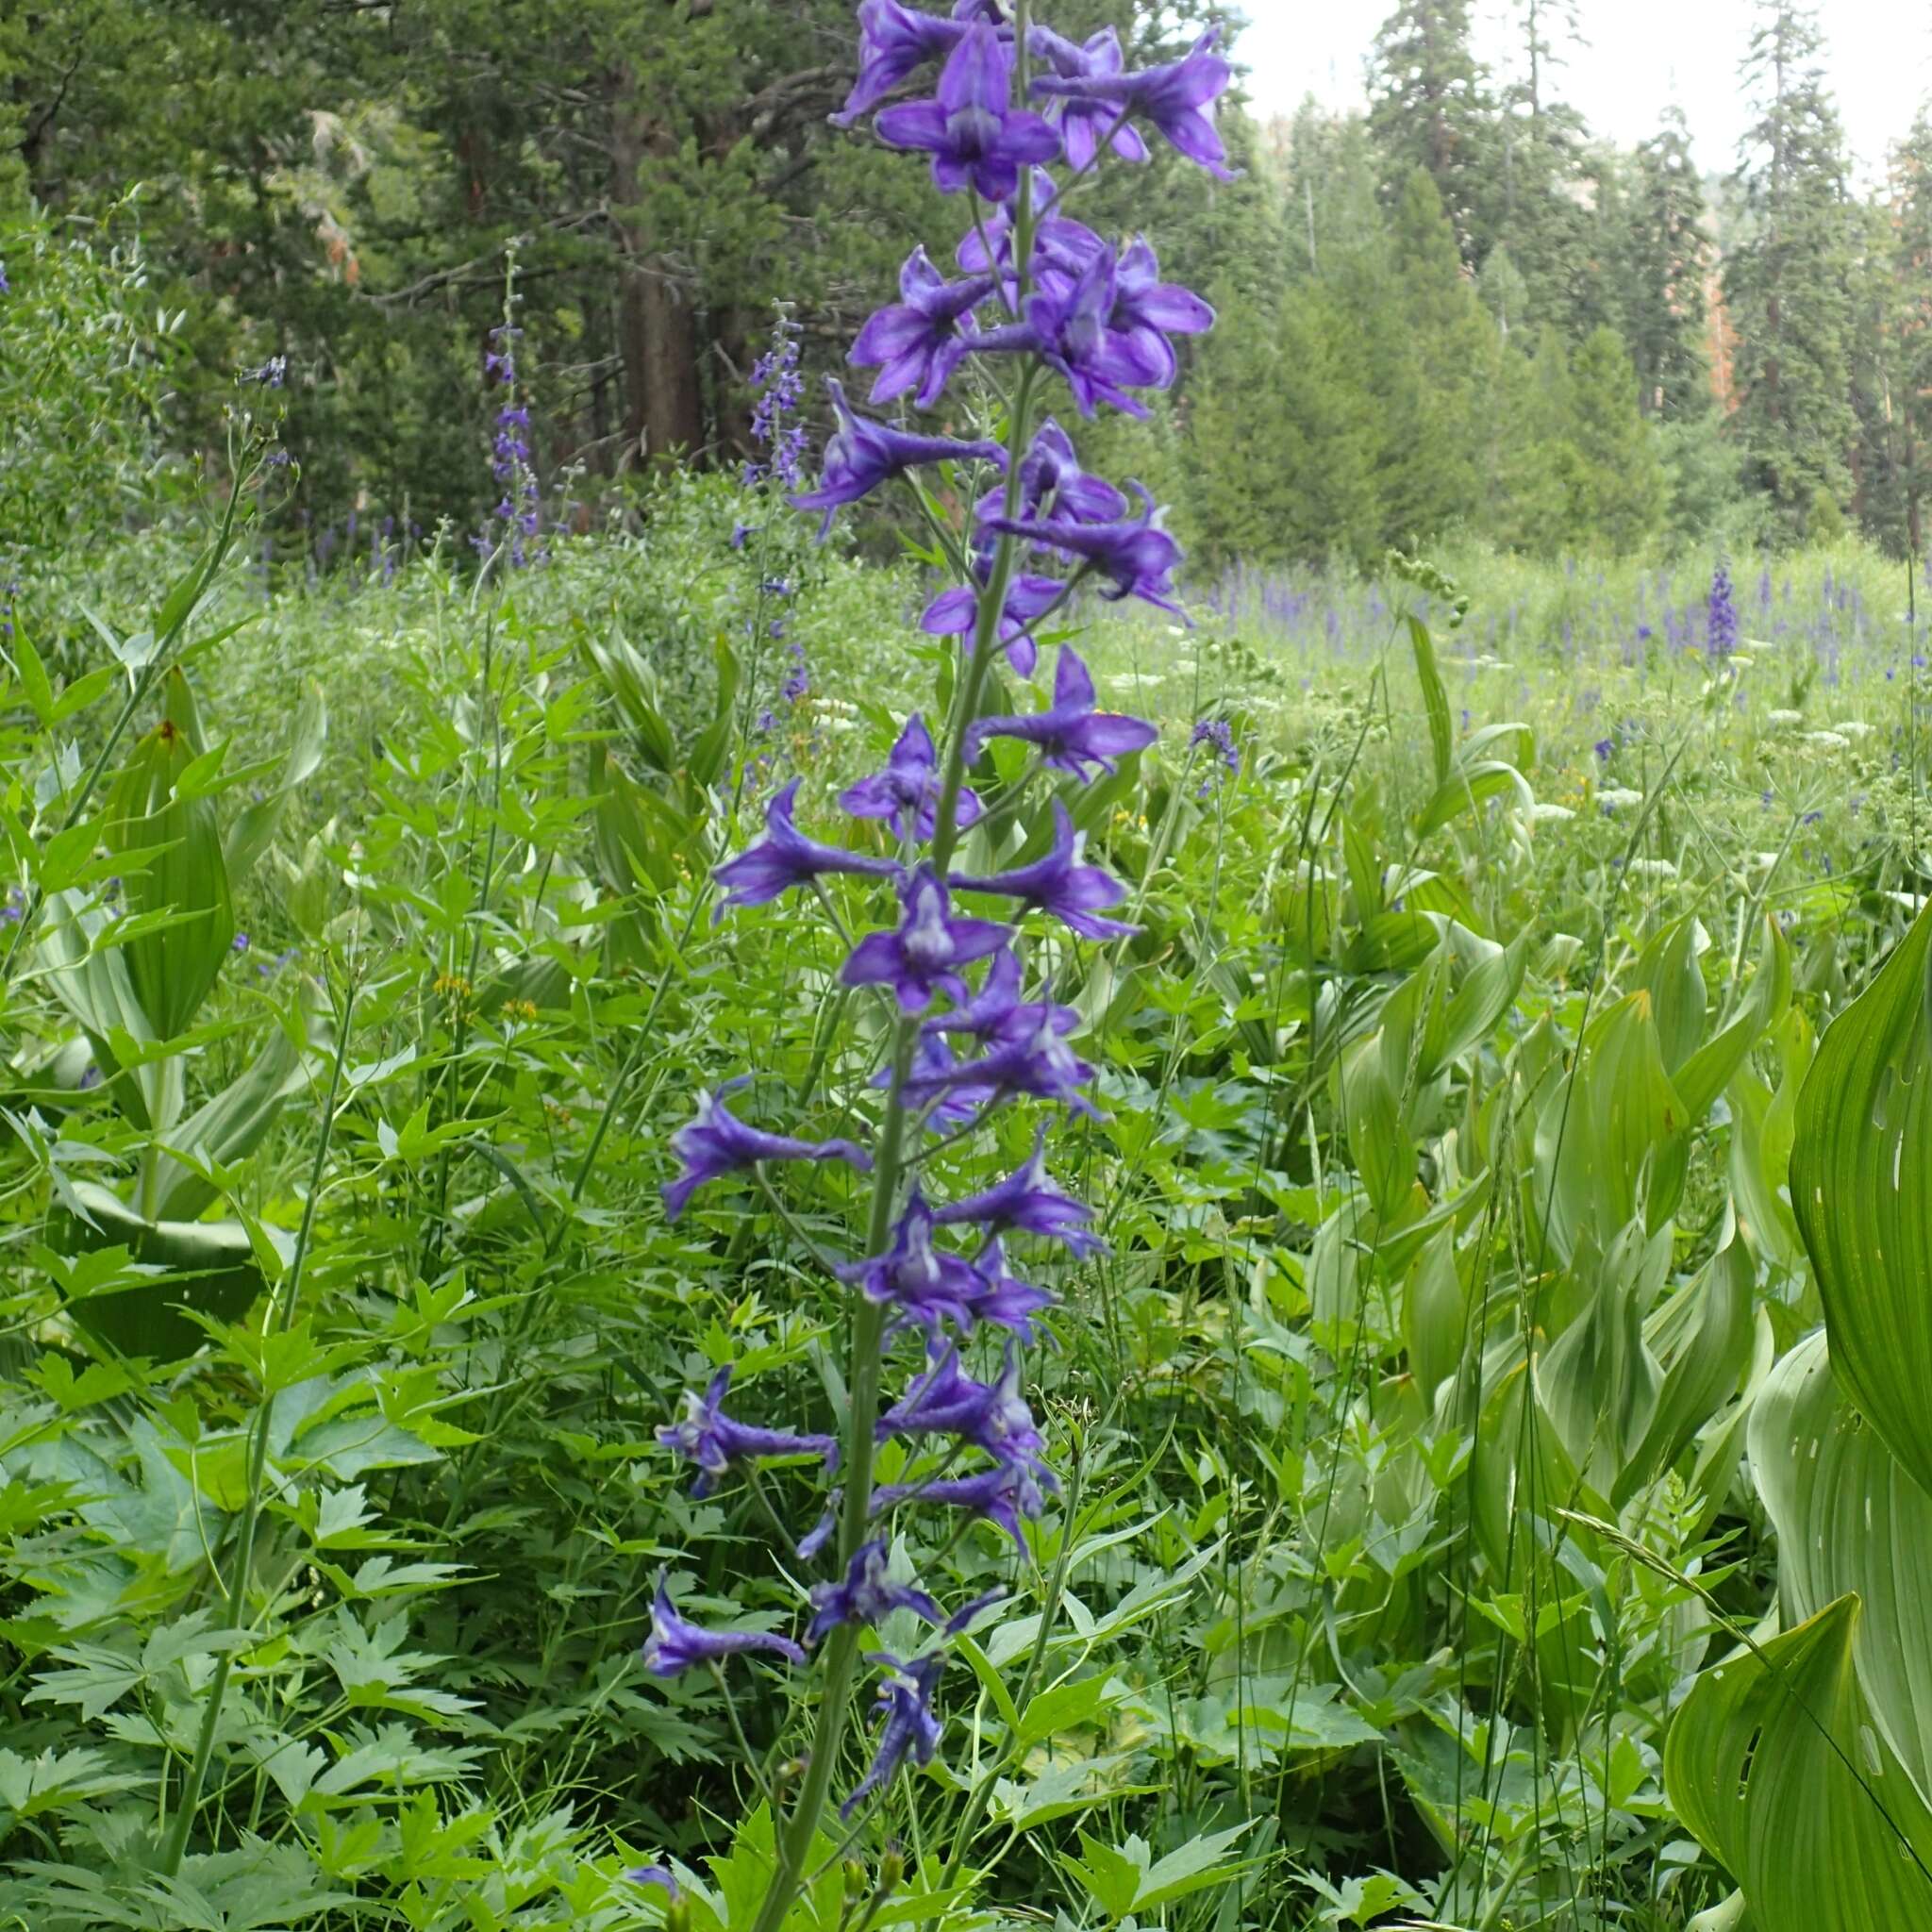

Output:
xmin=9 ymin=0 xmax=1932 ymax=1927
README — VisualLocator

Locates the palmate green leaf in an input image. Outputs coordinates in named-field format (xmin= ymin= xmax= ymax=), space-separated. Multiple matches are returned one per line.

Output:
xmin=1790 ymin=895 xmax=1932 ymax=1493
xmin=1662 ymin=1594 xmax=1932 ymax=1932
xmin=1750 ymin=1330 xmax=1932 ymax=1807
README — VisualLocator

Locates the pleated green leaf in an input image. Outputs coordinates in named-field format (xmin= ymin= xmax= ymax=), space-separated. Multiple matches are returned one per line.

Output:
xmin=1790 ymin=897 xmax=1932 ymax=1494
xmin=1663 ymin=1593 xmax=1932 ymax=1932
xmin=1751 ymin=1329 xmax=1932 ymax=1807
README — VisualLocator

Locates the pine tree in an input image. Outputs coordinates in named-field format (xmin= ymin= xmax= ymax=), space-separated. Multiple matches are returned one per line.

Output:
xmin=1723 ymin=2 xmax=1857 ymax=538
xmin=1368 ymin=2 xmax=1496 ymax=262
xmin=1891 ymin=111 xmax=1932 ymax=568
xmin=1568 ymin=325 xmax=1669 ymax=550
xmin=1625 ymin=108 xmax=1714 ymax=419
xmin=1380 ymin=167 xmax=1495 ymax=541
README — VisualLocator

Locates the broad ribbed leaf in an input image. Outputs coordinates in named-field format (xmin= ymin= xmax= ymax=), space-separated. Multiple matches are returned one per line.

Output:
xmin=1751 ymin=1329 xmax=1932 ymax=1807
xmin=1790 ymin=898 xmax=1932 ymax=1493
xmin=104 ymin=672 xmax=235 ymax=1041
xmin=1664 ymin=1594 xmax=1932 ymax=1931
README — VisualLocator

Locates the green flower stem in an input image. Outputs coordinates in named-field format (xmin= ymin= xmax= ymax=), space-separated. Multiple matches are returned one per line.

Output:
xmin=749 ymin=55 xmax=1041 ymax=1913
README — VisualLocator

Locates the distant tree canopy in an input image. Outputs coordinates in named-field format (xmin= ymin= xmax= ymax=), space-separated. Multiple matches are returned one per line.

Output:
xmin=2 ymin=0 xmax=1928 ymax=563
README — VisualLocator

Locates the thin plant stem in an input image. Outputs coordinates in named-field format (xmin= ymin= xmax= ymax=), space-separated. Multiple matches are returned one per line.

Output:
xmin=158 ymin=966 xmax=358 ymax=1875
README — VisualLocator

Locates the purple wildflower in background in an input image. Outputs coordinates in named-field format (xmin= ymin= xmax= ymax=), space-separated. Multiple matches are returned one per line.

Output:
xmin=1593 ymin=737 xmax=1614 ymax=762
xmin=245 ymin=354 xmax=288 ymax=388
xmin=952 ymin=798 xmax=1139 ymax=940
xmin=662 ymin=1086 xmax=872 ymax=1221
xmin=875 ymin=22 xmax=1061 ymax=201
xmin=626 ymin=1867 xmax=681 ymax=1902
xmin=745 ymin=313 xmax=810 ymax=489
xmin=713 ymin=779 xmax=902 ymax=909
xmin=658 ymin=1366 xmax=839 ymax=1494
xmin=0 ymin=261 xmax=9 ymax=294
xmin=642 ymin=1578 xmax=807 ymax=1677
xmin=791 ymin=379 xmax=1006 ymax=537
xmin=970 ymin=645 xmax=1158 ymax=779
xmin=1190 ymin=717 xmax=1239 ymax=778
xmin=1707 ymin=563 xmax=1738 ymax=662
xmin=781 ymin=641 xmax=811 ymax=703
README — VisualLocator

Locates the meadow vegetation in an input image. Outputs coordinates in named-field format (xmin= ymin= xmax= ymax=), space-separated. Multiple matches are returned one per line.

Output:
xmin=7 ymin=6 xmax=1932 ymax=1931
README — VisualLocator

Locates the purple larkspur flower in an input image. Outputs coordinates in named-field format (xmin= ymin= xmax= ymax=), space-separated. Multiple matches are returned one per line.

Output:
xmin=833 ymin=0 xmax=974 ymax=127
xmin=1707 ymin=564 xmax=1738 ymax=661
xmin=879 ymin=1032 xmax=986 ymax=1132
xmin=658 ymin=1365 xmax=839 ymax=1495
xmin=841 ymin=712 xmax=984 ymax=841
xmin=1030 ymin=27 xmax=1235 ymax=180
xmin=908 ymin=1007 xmax=1100 ymax=1119
xmin=924 ymin=946 xmax=1081 ymax=1048
xmin=878 ymin=1341 xmax=1045 ymax=1463
xmin=1593 ymin=737 xmax=1614 ymax=761
xmin=247 ymin=355 xmax=288 ymax=389
xmin=952 ymin=798 xmax=1138 ymax=940
xmin=922 ymin=572 xmax=1064 ymax=675
xmin=851 ymin=247 xmax=996 ymax=408
xmin=791 ymin=379 xmax=1007 ymax=538
xmin=932 ymin=1124 xmax=1104 ymax=1253
xmin=1028 ymin=25 xmax=1151 ymax=167
xmin=731 ymin=521 xmax=757 ymax=550
xmin=991 ymin=418 xmax=1127 ymax=527
xmin=1190 ymin=717 xmax=1239 ymax=776
xmin=1109 ymin=238 xmax=1214 ymax=387
xmin=875 ymin=23 xmax=1060 ymax=203
xmin=643 ymin=1578 xmax=805 ymax=1677
xmin=984 ymin=247 xmax=1158 ymax=418
xmin=626 ymin=1865 xmax=680 ymax=1901
xmin=872 ymin=1454 xmax=1054 ymax=1547
xmin=981 ymin=482 xmax=1182 ymax=613
xmin=842 ymin=867 xmax=1012 ymax=1012
xmin=837 ymin=1190 xmax=992 ymax=1332
xmin=807 ymin=1538 xmax=942 ymax=1641
xmin=841 ymin=1653 xmax=945 ymax=1815
xmin=662 ymin=1084 xmax=873 ymax=1220
xmin=968 ymin=645 xmax=1157 ymax=780
xmin=956 ymin=168 xmax=1104 ymax=282
xmin=714 ymin=778 xmax=903 ymax=909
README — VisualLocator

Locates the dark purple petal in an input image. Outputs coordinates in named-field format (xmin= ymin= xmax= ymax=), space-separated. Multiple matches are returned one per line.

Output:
xmin=931 ymin=1124 xmax=1105 ymax=1254
xmin=642 ymin=1577 xmax=807 ymax=1677
xmin=841 ymin=867 xmax=1012 ymax=1013
xmin=807 ymin=1539 xmax=943 ymax=1641
xmin=662 ymin=1086 xmax=873 ymax=1221
xmin=714 ymin=777 xmax=904 ymax=909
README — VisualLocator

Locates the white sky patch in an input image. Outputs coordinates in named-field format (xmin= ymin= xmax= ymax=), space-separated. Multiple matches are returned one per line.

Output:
xmin=1235 ymin=0 xmax=1932 ymax=185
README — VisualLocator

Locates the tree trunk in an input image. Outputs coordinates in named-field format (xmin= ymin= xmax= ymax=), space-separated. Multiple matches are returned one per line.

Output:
xmin=610 ymin=77 xmax=706 ymax=467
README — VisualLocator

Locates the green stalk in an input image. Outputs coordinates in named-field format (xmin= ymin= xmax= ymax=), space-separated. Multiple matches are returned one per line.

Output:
xmin=158 ymin=970 xmax=358 ymax=1876
xmin=748 ymin=37 xmax=1041 ymax=1916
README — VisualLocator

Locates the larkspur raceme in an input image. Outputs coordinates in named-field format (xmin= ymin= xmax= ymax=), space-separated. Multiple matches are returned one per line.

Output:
xmin=642 ymin=3 xmax=1224 ymax=1920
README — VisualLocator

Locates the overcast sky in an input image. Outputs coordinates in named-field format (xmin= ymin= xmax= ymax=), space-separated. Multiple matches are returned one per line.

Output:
xmin=1237 ymin=1 xmax=1932 ymax=184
